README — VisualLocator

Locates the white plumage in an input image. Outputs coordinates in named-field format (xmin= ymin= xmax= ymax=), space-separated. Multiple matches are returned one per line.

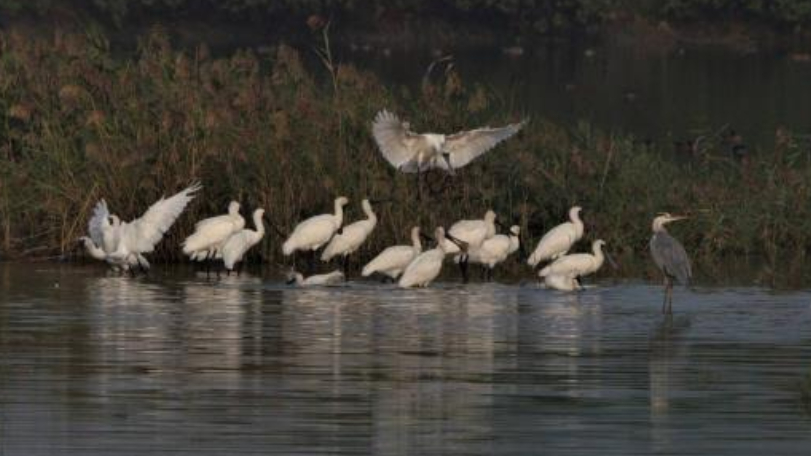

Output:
xmin=527 ymin=206 xmax=584 ymax=268
xmin=398 ymin=227 xmax=459 ymax=288
xmin=465 ymin=225 xmax=521 ymax=270
xmin=543 ymin=274 xmax=581 ymax=291
xmin=221 ymin=208 xmax=265 ymax=271
xmin=321 ymin=199 xmax=377 ymax=262
xmin=287 ymin=269 xmax=345 ymax=287
xmin=539 ymin=239 xmax=606 ymax=282
xmin=442 ymin=209 xmax=498 ymax=256
xmin=371 ymin=109 xmax=527 ymax=174
xmin=88 ymin=183 xmax=202 ymax=271
xmin=182 ymin=200 xmax=245 ymax=260
xmin=362 ymin=226 xmax=422 ymax=279
xmin=282 ymin=196 xmax=349 ymax=256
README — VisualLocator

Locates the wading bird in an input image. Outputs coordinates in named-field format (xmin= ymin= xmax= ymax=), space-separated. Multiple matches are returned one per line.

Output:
xmin=282 ymin=196 xmax=349 ymax=270
xmin=362 ymin=226 xmax=422 ymax=281
xmin=85 ymin=183 xmax=202 ymax=273
xmin=286 ymin=269 xmax=345 ymax=287
xmin=649 ymin=213 xmax=691 ymax=314
xmin=221 ymin=208 xmax=266 ymax=274
xmin=371 ymin=109 xmax=527 ymax=197
xmin=443 ymin=210 xmax=498 ymax=282
xmin=80 ymin=200 xmax=145 ymax=272
xmin=182 ymin=200 xmax=245 ymax=269
xmin=463 ymin=225 xmax=522 ymax=281
xmin=527 ymin=206 xmax=584 ymax=268
xmin=321 ymin=199 xmax=379 ymax=272
xmin=543 ymin=273 xmax=581 ymax=291
xmin=399 ymin=227 xmax=464 ymax=288
xmin=538 ymin=239 xmax=607 ymax=288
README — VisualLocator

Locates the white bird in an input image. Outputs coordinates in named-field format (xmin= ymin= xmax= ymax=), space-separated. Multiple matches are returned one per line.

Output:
xmin=372 ymin=109 xmax=527 ymax=175
xmin=221 ymin=208 xmax=266 ymax=273
xmin=182 ymin=201 xmax=245 ymax=262
xmin=442 ymin=210 xmax=498 ymax=282
xmin=527 ymin=206 xmax=584 ymax=268
xmin=286 ymin=269 xmax=345 ymax=287
xmin=398 ymin=227 xmax=462 ymax=288
xmin=362 ymin=226 xmax=422 ymax=280
xmin=539 ymin=239 xmax=607 ymax=285
xmin=320 ymin=199 xmax=378 ymax=269
xmin=463 ymin=225 xmax=521 ymax=281
xmin=97 ymin=183 xmax=202 ymax=271
xmin=543 ymin=273 xmax=582 ymax=291
xmin=282 ymin=196 xmax=349 ymax=256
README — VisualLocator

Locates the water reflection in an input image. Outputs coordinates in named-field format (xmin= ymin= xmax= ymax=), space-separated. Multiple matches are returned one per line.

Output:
xmin=1 ymin=265 xmax=811 ymax=455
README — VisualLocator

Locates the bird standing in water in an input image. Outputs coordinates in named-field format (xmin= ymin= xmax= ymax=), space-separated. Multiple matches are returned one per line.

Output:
xmin=649 ymin=213 xmax=692 ymax=314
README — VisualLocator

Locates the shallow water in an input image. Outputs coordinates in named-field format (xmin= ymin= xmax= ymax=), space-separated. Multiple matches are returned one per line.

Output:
xmin=1 ymin=263 xmax=810 ymax=455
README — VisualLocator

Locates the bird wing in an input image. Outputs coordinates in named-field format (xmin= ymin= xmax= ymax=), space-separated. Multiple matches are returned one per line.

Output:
xmin=129 ymin=183 xmax=201 ymax=253
xmin=440 ymin=119 xmax=527 ymax=170
xmin=88 ymin=199 xmax=109 ymax=246
xmin=362 ymin=245 xmax=413 ymax=276
xmin=650 ymin=233 xmax=692 ymax=285
xmin=222 ymin=230 xmax=261 ymax=269
xmin=448 ymin=220 xmax=489 ymax=247
xmin=528 ymin=223 xmax=576 ymax=266
xmin=371 ymin=109 xmax=427 ymax=170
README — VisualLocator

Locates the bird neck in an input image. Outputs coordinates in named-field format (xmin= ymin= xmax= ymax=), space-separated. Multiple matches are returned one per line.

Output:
xmin=570 ymin=212 xmax=584 ymax=237
xmin=592 ymin=243 xmax=604 ymax=263
xmin=411 ymin=230 xmax=422 ymax=252
xmin=333 ymin=202 xmax=345 ymax=226
xmin=652 ymin=219 xmax=668 ymax=233
xmin=252 ymin=212 xmax=265 ymax=236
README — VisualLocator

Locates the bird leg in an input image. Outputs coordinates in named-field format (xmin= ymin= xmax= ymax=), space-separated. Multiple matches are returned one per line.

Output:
xmin=307 ymin=250 xmax=316 ymax=275
xmin=342 ymin=255 xmax=350 ymax=276
xmin=661 ymin=278 xmax=673 ymax=314
xmin=459 ymin=256 xmax=470 ymax=284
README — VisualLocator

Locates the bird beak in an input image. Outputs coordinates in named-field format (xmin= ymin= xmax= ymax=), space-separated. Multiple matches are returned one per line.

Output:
xmin=285 ymin=278 xmax=295 ymax=285
xmin=442 ymin=152 xmax=455 ymax=175
xmin=605 ymin=251 xmax=619 ymax=270
xmin=669 ymin=215 xmax=689 ymax=222
xmin=446 ymin=233 xmax=468 ymax=251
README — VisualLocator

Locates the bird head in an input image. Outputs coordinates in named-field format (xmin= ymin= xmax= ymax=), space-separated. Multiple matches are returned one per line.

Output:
xmin=335 ymin=196 xmax=349 ymax=206
xmin=653 ymin=213 xmax=688 ymax=231
xmin=228 ymin=201 xmax=241 ymax=214
xmin=509 ymin=225 xmax=521 ymax=236
xmin=570 ymin=206 xmax=583 ymax=218
xmin=484 ymin=210 xmax=497 ymax=222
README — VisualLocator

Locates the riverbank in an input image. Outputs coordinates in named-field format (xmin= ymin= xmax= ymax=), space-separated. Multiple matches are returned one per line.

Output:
xmin=1 ymin=29 xmax=811 ymax=284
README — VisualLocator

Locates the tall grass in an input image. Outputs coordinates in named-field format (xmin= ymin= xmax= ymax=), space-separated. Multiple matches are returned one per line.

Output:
xmin=2 ymin=28 xmax=811 ymax=283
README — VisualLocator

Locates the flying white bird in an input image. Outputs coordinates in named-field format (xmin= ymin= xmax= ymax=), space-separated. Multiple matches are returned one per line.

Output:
xmin=286 ymin=269 xmax=345 ymax=287
xmin=86 ymin=183 xmax=202 ymax=272
xmin=320 ymin=199 xmax=379 ymax=270
xmin=398 ymin=227 xmax=463 ymax=288
xmin=527 ymin=206 xmax=584 ymax=268
xmin=362 ymin=226 xmax=422 ymax=280
xmin=372 ymin=109 xmax=527 ymax=175
xmin=221 ymin=208 xmax=266 ymax=273
xmin=282 ymin=196 xmax=349 ymax=256
xmin=463 ymin=225 xmax=521 ymax=281
xmin=182 ymin=200 xmax=245 ymax=264
xmin=538 ymin=239 xmax=607 ymax=286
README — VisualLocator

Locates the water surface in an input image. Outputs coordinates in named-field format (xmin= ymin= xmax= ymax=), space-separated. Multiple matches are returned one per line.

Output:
xmin=1 ymin=263 xmax=810 ymax=455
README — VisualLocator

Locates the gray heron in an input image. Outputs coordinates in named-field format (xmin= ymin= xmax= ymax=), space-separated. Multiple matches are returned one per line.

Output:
xmin=649 ymin=213 xmax=692 ymax=314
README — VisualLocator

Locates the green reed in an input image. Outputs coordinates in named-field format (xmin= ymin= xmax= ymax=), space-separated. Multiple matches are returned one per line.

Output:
xmin=1 ymin=28 xmax=811 ymax=283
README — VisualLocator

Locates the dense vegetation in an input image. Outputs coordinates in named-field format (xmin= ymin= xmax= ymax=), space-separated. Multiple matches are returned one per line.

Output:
xmin=1 ymin=29 xmax=811 ymax=284
xmin=3 ymin=1 xmax=811 ymax=36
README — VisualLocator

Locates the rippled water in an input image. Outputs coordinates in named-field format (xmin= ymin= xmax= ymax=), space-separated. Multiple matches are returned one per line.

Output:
xmin=1 ymin=263 xmax=810 ymax=455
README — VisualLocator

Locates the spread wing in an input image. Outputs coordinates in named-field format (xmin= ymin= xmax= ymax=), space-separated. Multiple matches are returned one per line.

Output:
xmin=371 ymin=109 xmax=428 ymax=171
xmin=88 ymin=199 xmax=109 ymax=246
xmin=440 ymin=119 xmax=527 ymax=170
xmin=128 ymin=182 xmax=202 ymax=253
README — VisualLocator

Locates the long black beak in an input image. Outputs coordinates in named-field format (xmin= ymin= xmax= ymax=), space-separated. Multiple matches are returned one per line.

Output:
xmin=446 ymin=233 xmax=467 ymax=251
xmin=518 ymin=238 xmax=528 ymax=261
xmin=442 ymin=152 xmax=455 ymax=176
xmin=605 ymin=251 xmax=619 ymax=270
xmin=285 ymin=278 xmax=296 ymax=285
